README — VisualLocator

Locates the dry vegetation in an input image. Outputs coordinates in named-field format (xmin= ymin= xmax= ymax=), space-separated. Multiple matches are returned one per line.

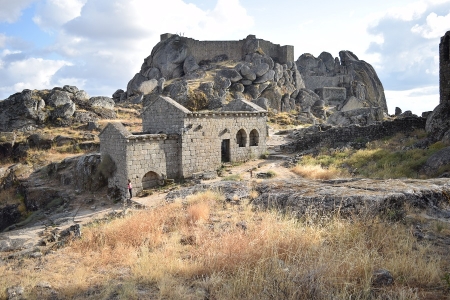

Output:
xmin=291 ymin=130 xmax=450 ymax=180
xmin=1 ymin=190 xmax=449 ymax=299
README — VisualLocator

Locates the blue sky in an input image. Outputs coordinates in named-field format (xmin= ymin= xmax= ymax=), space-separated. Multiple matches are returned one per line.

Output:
xmin=0 ymin=0 xmax=449 ymax=115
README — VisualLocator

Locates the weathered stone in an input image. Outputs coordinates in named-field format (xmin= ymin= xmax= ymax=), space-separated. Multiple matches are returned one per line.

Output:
xmin=63 ymin=85 xmax=79 ymax=94
xmin=425 ymin=102 xmax=450 ymax=141
xmin=421 ymin=146 xmax=450 ymax=176
xmin=88 ymin=96 xmax=115 ymax=110
xmin=327 ymin=107 xmax=384 ymax=126
xmin=254 ymin=70 xmax=275 ymax=84
xmin=183 ymin=55 xmax=199 ymax=74
xmin=47 ymin=90 xmax=72 ymax=108
xmin=240 ymin=64 xmax=257 ymax=81
xmin=138 ymin=79 xmax=158 ymax=95
xmin=52 ymin=102 xmax=76 ymax=119
xmin=126 ymin=73 xmax=148 ymax=97
xmin=253 ymin=63 xmax=270 ymax=77
xmin=217 ymin=69 xmax=243 ymax=83
xmin=214 ymin=76 xmax=232 ymax=90
xmin=74 ymin=90 xmax=90 ymax=101
xmin=253 ymin=97 xmax=270 ymax=110
xmin=230 ymin=83 xmax=245 ymax=93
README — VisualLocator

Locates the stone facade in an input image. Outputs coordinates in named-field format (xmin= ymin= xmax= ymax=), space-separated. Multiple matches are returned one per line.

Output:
xmin=440 ymin=31 xmax=450 ymax=104
xmin=100 ymin=97 xmax=267 ymax=197
xmin=161 ymin=33 xmax=294 ymax=64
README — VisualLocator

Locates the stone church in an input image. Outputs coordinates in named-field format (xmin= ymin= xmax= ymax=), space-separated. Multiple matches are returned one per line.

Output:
xmin=99 ymin=97 xmax=267 ymax=197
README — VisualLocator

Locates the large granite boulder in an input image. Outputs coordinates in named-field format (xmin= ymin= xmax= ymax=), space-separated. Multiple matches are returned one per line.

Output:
xmin=88 ymin=96 xmax=115 ymax=110
xmin=0 ymin=89 xmax=48 ymax=131
xmin=421 ymin=146 xmax=450 ymax=176
xmin=296 ymin=50 xmax=387 ymax=115
xmin=327 ymin=107 xmax=384 ymax=126
xmin=425 ymin=103 xmax=450 ymax=141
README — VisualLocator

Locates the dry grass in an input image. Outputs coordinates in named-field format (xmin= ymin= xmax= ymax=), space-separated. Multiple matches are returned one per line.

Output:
xmin=291 ymin=164 xmax=347 ymax=180
xmin=0 ymin=190 xmax=447 ymax=299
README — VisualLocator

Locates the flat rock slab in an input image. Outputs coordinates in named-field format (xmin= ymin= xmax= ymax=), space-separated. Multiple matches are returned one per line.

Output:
xmin=253 ymin=178 xmax=450 ymax=218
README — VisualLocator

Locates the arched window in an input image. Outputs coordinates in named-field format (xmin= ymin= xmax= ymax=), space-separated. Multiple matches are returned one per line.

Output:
xmin=249 ymin=129 xmax=259 ymax=146
xmin=236 ymin=129 xmax=247 ymax=147
xmin=142 ymin=171 xmax=159 ymax=189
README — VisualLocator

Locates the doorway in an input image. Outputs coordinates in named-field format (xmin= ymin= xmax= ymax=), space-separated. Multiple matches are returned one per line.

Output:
xmin=221 ymin=139 xmax=230 ymax=162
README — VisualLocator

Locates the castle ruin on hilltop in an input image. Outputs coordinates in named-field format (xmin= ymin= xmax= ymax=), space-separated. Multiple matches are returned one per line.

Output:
xmin=99 ymin=98 xmax=267 ymax=197
xmin=160 ymin=33 xmax=294 ymax=65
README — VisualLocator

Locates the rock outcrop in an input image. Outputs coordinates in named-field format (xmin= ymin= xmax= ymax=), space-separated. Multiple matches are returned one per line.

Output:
xmin=296 ymin=51 xmax=387 ymax=124
xmin=124 ymin=34 xmax=305 ymax=112
xmin=0 ymin=86 xmax=115 ymax=132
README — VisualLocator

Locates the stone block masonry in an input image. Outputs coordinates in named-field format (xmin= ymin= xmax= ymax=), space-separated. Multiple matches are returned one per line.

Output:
xmin=440 ymin=31 xmax=450 ymax=104
xmin=161 ymin=33 xmax=294 ymax=64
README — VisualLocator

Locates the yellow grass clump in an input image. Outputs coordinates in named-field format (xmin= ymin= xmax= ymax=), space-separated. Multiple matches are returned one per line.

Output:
xmin=291 ymin=164 xmax=343 ymax=180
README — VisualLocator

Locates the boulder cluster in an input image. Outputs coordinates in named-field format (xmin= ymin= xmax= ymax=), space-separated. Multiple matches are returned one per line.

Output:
xmin=0 ymin=85 xmax=115 ymax=132
xmin=118 ymin=34 xmax=389 ymax=127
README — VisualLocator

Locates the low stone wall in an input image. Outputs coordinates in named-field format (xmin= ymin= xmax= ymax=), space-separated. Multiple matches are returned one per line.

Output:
xmin=281 ymin=117 xmax=427 ymax=152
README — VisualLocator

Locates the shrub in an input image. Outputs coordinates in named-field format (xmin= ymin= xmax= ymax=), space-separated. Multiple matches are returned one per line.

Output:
xmin=291 ymin=164 xmax=343 ymax=180
xmin=186 ymin=89 xmax=208 ymax=111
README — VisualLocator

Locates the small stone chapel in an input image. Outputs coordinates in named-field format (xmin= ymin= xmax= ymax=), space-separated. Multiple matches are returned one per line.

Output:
xmin=99 ymin=96 xmax=268 ymax=197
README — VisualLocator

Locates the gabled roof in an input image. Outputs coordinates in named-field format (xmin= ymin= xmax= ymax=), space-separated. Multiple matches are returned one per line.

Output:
xmin=99 ymin=122 xmax=132 ymax=139
xmin=222 ymin=99 xmax=267 ymax=112
xmin=142 ymin=95 xmax=191 ymax=115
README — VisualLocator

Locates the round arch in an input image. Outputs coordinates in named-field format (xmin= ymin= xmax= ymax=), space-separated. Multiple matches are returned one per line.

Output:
xmin=236 ymin=129 xmax=247 ymax=147
xmin=249 ymin=129 xmax=259 ymax=146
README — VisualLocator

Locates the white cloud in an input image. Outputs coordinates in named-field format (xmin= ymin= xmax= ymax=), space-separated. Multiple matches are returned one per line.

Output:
xmin=0 ymin=57 xmax=71 ymax=97
xmin=385 ymin=86 xmax=439 ymax=114
xmin=33 ymin=0 xmax=87 ymax=31
xmin=0 ymin=0 xmax=37 ymax=23
xmin=411 ymin=11 xmax=450 ymax=38
xmin=37 ymin=0 xmax=254 ymax=95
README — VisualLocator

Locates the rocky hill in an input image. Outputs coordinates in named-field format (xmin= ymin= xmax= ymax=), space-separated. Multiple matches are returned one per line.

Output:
xmin=116 ymin=34 xmax=387 ymax=126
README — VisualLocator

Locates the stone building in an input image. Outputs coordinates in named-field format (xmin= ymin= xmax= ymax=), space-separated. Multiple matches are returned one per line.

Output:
xmin=440 ymin=31 xmax=450 ymax=104
xmin=99 ymin=97 xmax=267 ymax=197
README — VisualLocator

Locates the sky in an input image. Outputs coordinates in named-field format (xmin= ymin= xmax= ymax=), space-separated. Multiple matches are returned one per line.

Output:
xmin=0 ymin=0 xmax=449 ymax=115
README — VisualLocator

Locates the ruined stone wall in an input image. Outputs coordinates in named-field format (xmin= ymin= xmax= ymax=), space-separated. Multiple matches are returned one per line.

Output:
xmin=185 ymin=38 xmax=246 ymax=62
xmin=281 ymin=117 xmax=427 ymax=152
xmin=180 ymin=111 xmax=268 ymax=178
xmin=440 ymin=31 xmax=450 ymax=104
xmin=303 ymin=75 xmax=351 ymax=92
xmin=315 ymin=87 xmax=347 ymax=105
xmin=161 ymin=34 xmax=294 ymax=64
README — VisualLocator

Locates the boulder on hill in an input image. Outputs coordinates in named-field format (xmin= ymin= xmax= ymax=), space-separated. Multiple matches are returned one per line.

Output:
xmin=0 ymin=86 xmax=114 ymax=132
xmin=296 ymin=50 xmax=387 ymax=116
xmin=124 ymin=34 xmax=305 ymax=112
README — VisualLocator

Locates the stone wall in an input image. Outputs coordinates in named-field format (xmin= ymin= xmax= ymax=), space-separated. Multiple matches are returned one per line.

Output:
xmin=303 ymin=75 xmax=351 ymax=92
xmin=142 ymin=96 xmax=189 ymax=134
xmin=161 ymin=33 xmax=294 ymax=64
xmin=281 ymin=117 xmax=427 ymax=152
xmin=99 ymin=123 xmax=130 ymax=195
xmin=125 ymin=134 xmax=180 ymax=192
xmin=181 ymin=112 xmax=268 ymax=177
xmin=315 ymin=87 xmax=346 ymax=106
xmin=440 ymin=31 xmax=450 ymax=104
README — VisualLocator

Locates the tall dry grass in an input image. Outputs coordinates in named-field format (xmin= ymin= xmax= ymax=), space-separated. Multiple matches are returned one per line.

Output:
xmin=0 ymin=190 xmax=445 ymax=299
xmin=291 ymin=164 xmax=346 ymax=179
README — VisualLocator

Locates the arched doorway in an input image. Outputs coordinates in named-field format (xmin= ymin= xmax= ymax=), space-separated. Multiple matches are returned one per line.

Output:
xmin=249 ymin=129 xmax=259 ymax=146
xmin=142 ymin=171 xmax=159 ymax=189
xmin=236 ymin=129 xmax=247 ymax=147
